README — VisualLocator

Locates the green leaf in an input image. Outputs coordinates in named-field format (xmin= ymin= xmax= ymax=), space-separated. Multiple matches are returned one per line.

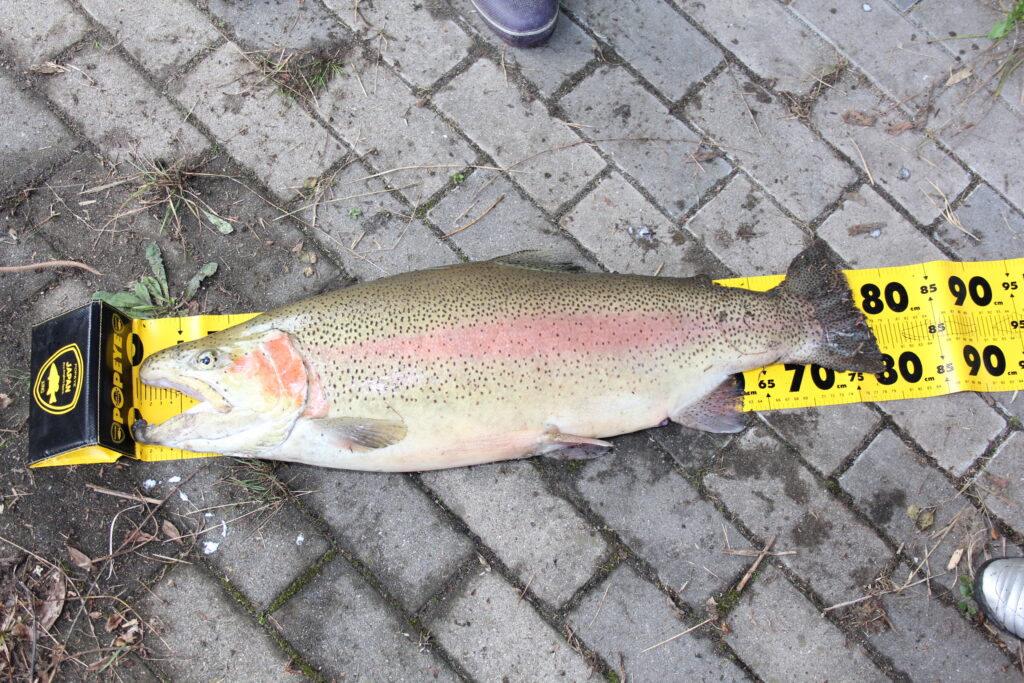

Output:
xmin=144 ymin=242 xmax=169 ymax=300
xmin=201 ymin=209 xmax=235 ymax=235
xmin=989 ymin=18 xmax=1012 ymax=39
xmin=140 ymin=276 xmax=166 ymax=304
xmin=131 ymin=282 xmax=153 ymax=306
xmin=182 ymin=262 xmax=218 ymax=302
xmin=92 ymin=291 xmax=150 ymax=312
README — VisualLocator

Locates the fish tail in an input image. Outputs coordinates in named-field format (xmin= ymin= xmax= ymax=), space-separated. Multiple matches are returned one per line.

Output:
xmin=777 ymin=241 xmax=884 ymax=373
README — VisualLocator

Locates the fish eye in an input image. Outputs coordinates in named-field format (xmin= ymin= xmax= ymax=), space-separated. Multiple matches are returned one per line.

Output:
xmin=195 ymin=350 xmax=218 ymax=369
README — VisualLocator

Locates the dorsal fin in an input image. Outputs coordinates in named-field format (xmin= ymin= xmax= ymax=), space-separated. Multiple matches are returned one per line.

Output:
xmin=490 ymin=250 xmax=585 ymax=272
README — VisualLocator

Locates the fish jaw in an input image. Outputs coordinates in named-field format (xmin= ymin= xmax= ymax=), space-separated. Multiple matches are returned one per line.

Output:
xmin=134 ymin=407 xmax=299 ymax=456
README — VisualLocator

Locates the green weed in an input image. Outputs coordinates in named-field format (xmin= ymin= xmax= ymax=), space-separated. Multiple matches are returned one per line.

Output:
xmin=121 ymin=158 xmax=234 ymax=236
xmin=92 ymin=242 xmax=217 ymax=318
xmin=253 ymin=46 xmax=347 ymax=102
xmin=990 ymin=0 xmax=1024 ymax=96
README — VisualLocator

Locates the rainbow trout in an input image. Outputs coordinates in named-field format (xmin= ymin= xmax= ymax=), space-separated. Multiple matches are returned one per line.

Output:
xmin=133 ymin=241 xmax=882 ymax=471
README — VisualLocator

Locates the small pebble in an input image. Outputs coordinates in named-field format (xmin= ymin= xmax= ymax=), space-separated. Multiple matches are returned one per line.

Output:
xmin=178 ymin=490 xmax=189 ymax=502
xmin=202 ymin=541 xmax=220 ymax=555
xmin=869 ymin=229 xmax=882 ymax=238
xmin=167 ymin=475 xmax=181 ymax=484
xmin=142 ymin=479 xmax=157 ymax=491
xmin=897 ymin=167 xmax=911 ymax=180
xmin=862 ymin=3 xmax=872 ymax=11
xmin=296 ymin=534 xmax=305 ymax=546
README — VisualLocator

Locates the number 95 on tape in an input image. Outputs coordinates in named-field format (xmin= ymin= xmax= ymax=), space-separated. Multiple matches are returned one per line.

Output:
xmin=728 ymin=257 xmax=1024 ymax=412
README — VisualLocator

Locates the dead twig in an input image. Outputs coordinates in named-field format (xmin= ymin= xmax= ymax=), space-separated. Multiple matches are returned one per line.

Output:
xmin=442 ymin=195 xmax=505 ymax=239
xmin=821 ymin=573 xmax=945 ymax=614
xmin=0 ymin=260 xmax=101 ymax=275
xmin=734 ymin=535 xmax=776 ymax=595
xmin=639 ymin=618 xmax=715 ymax=654
xmin=85 ymin=484 xmax=162 ymax=506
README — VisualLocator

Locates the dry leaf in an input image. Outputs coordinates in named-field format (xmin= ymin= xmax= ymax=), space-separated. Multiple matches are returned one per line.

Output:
xmin=303 ymin=266 xmax=314 ymax=278
xmin=67 ymin=545 xmax=93 ymax=571
xmin=0 ymin=393 xmax=11 ymax=410
xmin=907 ymin=505 xmax=935 ymax=531
xmin=945 ymin=67 xmax=973 ymax=87
xmin=36 ymin=570 xmax=66 ymax=632
xmin=11 ymin=622 xmax=31 ymax=640
xmin=692 ymin=148 xmax=723 ymax=162
xmin=105 ymin=612 xmax=124 ymax=633
xmin=113 ymin=623 xmax=142 ymax=648
xmin=841 ymin=109 xmax=877 ymax=127
xmin=30 ymin=61 xmax=67 ymax=74
xmin=123 ymin=528 xmax=158 ymax=545
xmin=884 ymin=121 xmax=914 ymax=136
xmin=947 ymin=547 xmax=964 ymax=571
xmin=161 ymin=519 xmax=181 ymax=543
xmin=848 ymin=221 xmax=886 ymax=237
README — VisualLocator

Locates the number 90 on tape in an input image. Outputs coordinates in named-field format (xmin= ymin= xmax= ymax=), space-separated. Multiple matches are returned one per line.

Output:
xmin=721 ymin=257 xmax=1024 ymax=412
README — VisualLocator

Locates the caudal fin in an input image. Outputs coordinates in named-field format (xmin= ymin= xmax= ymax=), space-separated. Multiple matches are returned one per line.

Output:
xmin=778 ymin=241 xmax=884 ymax=373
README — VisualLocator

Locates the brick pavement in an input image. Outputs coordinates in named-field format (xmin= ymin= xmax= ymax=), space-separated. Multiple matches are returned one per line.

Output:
xmin=1 ymin=0 xmax=1023 ymax=680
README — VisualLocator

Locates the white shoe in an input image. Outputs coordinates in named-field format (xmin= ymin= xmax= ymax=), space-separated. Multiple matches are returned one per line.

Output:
xmin=975 ymin=558 xmax=1024 ymax=639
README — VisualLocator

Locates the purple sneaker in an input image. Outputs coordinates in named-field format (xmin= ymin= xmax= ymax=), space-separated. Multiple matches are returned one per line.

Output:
xmin=470 ymin=0 xmax=559 ymax=48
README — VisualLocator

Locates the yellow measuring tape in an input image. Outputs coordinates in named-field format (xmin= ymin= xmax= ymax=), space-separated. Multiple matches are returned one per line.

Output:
xmin=127 ymin=257 xmax=1024 ymax=462
xmin=726 ymin=257 xmax=1024 ymax=411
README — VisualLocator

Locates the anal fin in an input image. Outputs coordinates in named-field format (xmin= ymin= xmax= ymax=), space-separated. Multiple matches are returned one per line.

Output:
xmin=671 ymin=375 xmax=747 ymax=434
xmin=535 ymin=430 xmax=613 ymax=461
xmin=315 ymin=416 xmax=407 ymax=451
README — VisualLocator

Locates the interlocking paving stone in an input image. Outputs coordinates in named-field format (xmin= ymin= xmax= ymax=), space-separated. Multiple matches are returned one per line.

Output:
xmin=451 ymin=0 xmax=596 ymax=97
xmin=315 ymin=52 xmax=476 ymax=204
xmin=171 ymin=43 xmax=345 ymax=197
xmin=284 ymin=466 xmax=474 ymax=612
xmin=726 ymin=564 xmax=886 ymax=682
xmin=816 ymin=186 xmax=945 ymax=268
xmin=432 ymin=58 xmax=605 ymax=213
xmin=879 ymin=392 xmax=1006 ymax=476
xmin=427 ymin=171 xmax=579 ymax=260
xmin=865 ymin=580 xmax=1023 ymax=682
xmin=429 ymin=570 xmax=592 ymax=681
xmin=559 ymin=64 xmax=731 ymax=220
xmin=140 ymin=564 xmax=293 ymax=682
xmin=763 ymin=403 xmax=881 ymax=477
xmin=0 ymin=0 xmax=89 ymax=67
xmin=421 ymin=462 xmax=607 ymax=607
xmin=933 ymin=87 xmax=1024 ymax=213
xmin=207 ymin=0 xmax=351 ymax=50
xmin=302 ymin=159 xmax=459 ymax=280
xmin=571 ymin=433 xmax=750 ymax=602
xmin=324 ymin=0 xmax=473 ymax=89
xmin=562 ymin=0 xmax=721 ymax=101
xmin=560 ymin=172 xmax=729 ymax=278
xmin=40 ymin=50 xmax=207 ymax=164
xmin=789 ymin=0 xmax=954 ymax=118
xmin=840 ymin=429 xmax=987 ymax=591
xmin=976 ymin=431 xmax=1024 ymax=533
xmin=271 ymin=554 xmax=457 ymax=681
xmin=686 ymin=66 xmax=858 ymax=223
xmin=682 ymin=174 xmax=809 ymax=276
xmin=569 ymin=565 xmax=746 ymax=681
xmin=0 ymin=70 xmax=76 ymax=195
xmin=704 ymin=426 xmax=893 ymax=603
xmin=990 ymin=391 xmax=1024 ymax=424
xmin=130 ymin=459 xmax=329 ymax=610
xmin=676 ymin=0 xmax=841 ymax=95
xmin=810 ymin=71 xmax=971 ymax=225
xmin=77 ymin=0 xmax=220 ymax=80
xmin=941 ymin=183 xmax=1024 ymax=261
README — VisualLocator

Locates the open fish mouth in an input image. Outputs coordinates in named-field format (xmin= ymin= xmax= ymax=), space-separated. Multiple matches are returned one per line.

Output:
xmin=142 ymin=374 xmax=232 ymax=414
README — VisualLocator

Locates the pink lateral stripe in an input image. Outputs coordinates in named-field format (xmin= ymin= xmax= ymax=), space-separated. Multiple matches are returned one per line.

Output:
xmin=320 ymin=312 xmax=709 ymax=361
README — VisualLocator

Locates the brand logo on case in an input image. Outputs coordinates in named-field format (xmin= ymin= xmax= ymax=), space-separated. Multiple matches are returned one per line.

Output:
xmin=33 ymin=344 xmax=84 ymax=415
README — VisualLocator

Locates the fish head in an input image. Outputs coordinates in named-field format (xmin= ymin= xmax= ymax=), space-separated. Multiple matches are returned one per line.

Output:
xmin=133 ymin=328 xmax=311 ymax=456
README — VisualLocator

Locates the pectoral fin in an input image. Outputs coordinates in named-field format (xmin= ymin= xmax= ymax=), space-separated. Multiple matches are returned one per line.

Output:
xmin=671 ymin=375 xmax=747 ymax=433
xmin=315 ymin=416 xmax=408 ymax=451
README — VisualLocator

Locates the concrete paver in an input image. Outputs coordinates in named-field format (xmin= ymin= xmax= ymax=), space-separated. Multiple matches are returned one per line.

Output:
xmin=40 ymin=50 xmax=207 ymax=163
xmin=559 ymin=64 xmax=732 ymax=220
xmin=2 ymin=0 xmax=1023 ymax=679
xmin=428 ymin=570 xmax=592 ymax=681
xmin=569 ymin=565 xmax=746 ymax=681
xmin=686 ymin=66 xmax=858 ymax=222
xmin=141 ymin=564 xmax=294 ymax=682
xmin=77 ymin=0 xmax=221 ymax=81
xmin=563 ymin=0 xmax=722 ymax=101
xmin=171 ymin=42 xmax=345 ymax=197
xmin=571 ymin=433 xmax=751 ymax=604
xmin=272 ymin=554 xmax=458 ymax=681
xmin=433 ymin=58 xmax=605 ymax=213
xmin=725 ymin=564 xmax=887 ymax=682
xmin=284 ymin=466 xmax=475 ymax=612
xmin=0 ymin=0 xmax=89 ymax=68
xmin=704 ymin=426 xmax=894 ymax=603
xmin=0 ymin=70 xmax=76 ymax=196
xmin=421 ymin=462 xmax=608 ymax=607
